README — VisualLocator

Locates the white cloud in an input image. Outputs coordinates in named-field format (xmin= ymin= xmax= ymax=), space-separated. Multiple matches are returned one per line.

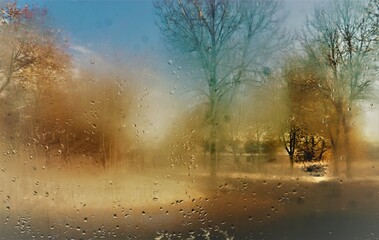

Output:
xmin=70 ymin=45 xmax=93 ymax=55
xmin=68 ymin=44 xmax=108 ymax=78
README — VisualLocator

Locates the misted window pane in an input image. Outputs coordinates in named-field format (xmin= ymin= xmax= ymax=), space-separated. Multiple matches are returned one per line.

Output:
xmin=1 ymin=0 xmax=379 ymax=239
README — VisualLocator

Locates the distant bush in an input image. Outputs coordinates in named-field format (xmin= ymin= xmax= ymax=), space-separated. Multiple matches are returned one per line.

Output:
xmin=244 ymin=139 xmax=279 ymax=155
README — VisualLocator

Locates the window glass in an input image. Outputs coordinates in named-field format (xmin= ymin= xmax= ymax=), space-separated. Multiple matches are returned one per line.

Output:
xmin=1 ymin=0 xmax=379 ymax=239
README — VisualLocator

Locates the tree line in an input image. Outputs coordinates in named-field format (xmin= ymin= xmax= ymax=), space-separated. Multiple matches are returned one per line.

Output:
xmin=156 ymin=0 xmax=379 ymax=177
xmin=0 ymin=0 xmax=378 ymax=177
xmin=0 ymin=1 xmax=141 ymax=168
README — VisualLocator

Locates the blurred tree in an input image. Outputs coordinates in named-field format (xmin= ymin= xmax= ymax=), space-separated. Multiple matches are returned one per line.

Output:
xmin=242 ymin=74 xmax=284 ymax=164
xmin=301 ymin=0 xmax=379 ymax=176
xmin=32 ymin=67 xmax=136 ymax=168
xmin=155 ymin=0 xmax=285 ymax=176
xmin=224 ymin=101 xmax=244 ymax=163
xmin=0 ymin=1 xmax=66 ymax=94
xmin=0 ymin=1 xmax=70 ymax=145
xmin=282 ymin=57 xmax=331 ymax=167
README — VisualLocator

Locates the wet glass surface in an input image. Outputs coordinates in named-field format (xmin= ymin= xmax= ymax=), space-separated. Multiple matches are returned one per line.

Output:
xmin=1 ymin=0 xmax=379 ymax=239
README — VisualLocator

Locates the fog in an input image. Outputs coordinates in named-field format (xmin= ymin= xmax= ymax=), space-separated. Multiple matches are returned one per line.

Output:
xmin=1 ymin=0 xmax=379 ymax=239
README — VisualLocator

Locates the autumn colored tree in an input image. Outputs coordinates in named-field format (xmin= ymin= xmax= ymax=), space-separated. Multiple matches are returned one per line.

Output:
xmin=0 ymin=1 xmax=65 ymax=94
xmin=0 ymin=1 xmax=71 ymax=145
xmin=301 ymin=0 xmax=379 ymax=176
xmin=30 ymin=67 xmax=135 ymax=168
xmin=282 ymin=56 xmax=330 ymax=167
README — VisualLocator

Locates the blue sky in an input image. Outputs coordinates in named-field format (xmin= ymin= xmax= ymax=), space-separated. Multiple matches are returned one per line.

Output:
xmin=18 ymin=0 xmax=319 ymax=56
xmin=42 ymin=1 xmax=160 ymax=55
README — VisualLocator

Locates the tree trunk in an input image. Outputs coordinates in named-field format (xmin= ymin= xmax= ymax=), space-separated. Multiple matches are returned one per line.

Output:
xmin=332 ymin=102 xmax=343 ymax=176
xmin=289 ymin=155 xmax=294 ymax=168
xmin=342 ymin=110 xmax=352 ymax=178
xmin=0 ymin=55 xmax=15 ymax=94
xmin=209 ymin=122 xmax=217 ymax=178
xmin=232 ymin=140 xmax=240 ymax=163
xmin=209 ymin=70 xmax=218 ymax=178
xmin=332 ymin=135 xmax=341 ymax=176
